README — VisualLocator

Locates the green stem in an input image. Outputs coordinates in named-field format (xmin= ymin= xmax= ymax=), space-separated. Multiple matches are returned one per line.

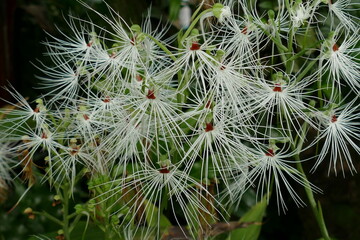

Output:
xmin=293 ymin=123 xmax=331 ymax=240
xmin=256 ymin=23 xmax=288 ymax=52
xmin=61 ymin=185 xmax=71 ymax=240
xmin=144 ymin=34 xmax=176 ymax=61
xmin=295 ymin=159 xmax=331 ymax=240
xmin=69 ymin=214 xmax=82 ymax=233
xmin=33 ymin=211 xmax=63 ymax=226
xmin=287 ymin=40 xmax=323 ymax=63
xmin=295 ymin=58 xmax=318 ymax=82
xmin=180 ymin=9 xmax=213 ymax=45
xmin=286 ymin=27 xmax=296 ymax=74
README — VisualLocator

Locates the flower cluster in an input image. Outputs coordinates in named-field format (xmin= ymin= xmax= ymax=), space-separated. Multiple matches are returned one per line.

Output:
xmin=0 ymin=0 xmax=359 ymax=239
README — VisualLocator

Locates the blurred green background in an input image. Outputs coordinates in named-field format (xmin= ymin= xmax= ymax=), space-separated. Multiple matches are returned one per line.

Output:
xmin=1 ymin=0 xmax=360 ymax=239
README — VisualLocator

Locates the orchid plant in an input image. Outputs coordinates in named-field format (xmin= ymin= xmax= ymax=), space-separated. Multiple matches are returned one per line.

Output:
xmin=0 ymin=0 xmax=359 ymax=239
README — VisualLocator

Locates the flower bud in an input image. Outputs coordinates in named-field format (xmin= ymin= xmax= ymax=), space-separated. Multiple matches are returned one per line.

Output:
xmin=212 ymin=3 xmax=231 ymax=23
xmin=130 ymin=24 xmax=141 ymax=33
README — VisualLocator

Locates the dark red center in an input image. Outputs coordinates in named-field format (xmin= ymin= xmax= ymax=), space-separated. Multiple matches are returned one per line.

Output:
xmin=130 ymin=37 xmax=136 ymax=45
xmin=41 ymin=132 xmax=47 ymax=139
xmin=136 ymin=75 xmax=143 ymax=82
xmin=332 ymin=44 xmax=339 ymax=52
xmin=241 ymin=27 xmax=248 ymax=35
xmin=205 ymin=122 xmax=214 ymax=132
xmin=265 ymin=149 xmax=274 ymax=157
xmin=331 ymin=115 xmax=337 ymax=123
xmin=146 ymin=90 xmax=156 ymax=99
xmin=83 ymin=114 xmax=90 ymax=120
xmin=70 ymin=149 xmax=78 ymax=155
xmin=273 ymin=83 xmax=282 ymax=92
xmin=205 ymin=100 xmax=212 ymax=109
xmin=159 ymin=167 xmax=170 ymax=174
xmin=190 ymin=42 xmax=200 ymax=51
xmin=33 ymin=107 xmax=40 ymax=113
xmin=103 ymin=96 xmax=110 ymax=103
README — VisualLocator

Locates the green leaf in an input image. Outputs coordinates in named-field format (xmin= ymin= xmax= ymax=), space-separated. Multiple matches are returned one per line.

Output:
xmin=169 ymin=0 xmax=181 ymax=21
xmin=144 ymin=200 xmax=172 ymax=228
xmin=27 ymin=221 xmax=105 ymax=240
xmin=229 ymin=194 xmax=268 ymax=240
xmin=70 ymin=221 xmax=105 ymax=240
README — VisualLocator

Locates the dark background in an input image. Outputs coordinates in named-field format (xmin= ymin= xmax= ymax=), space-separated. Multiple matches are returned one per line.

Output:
xmin=1 ymin=0 xmax=360 ymax=239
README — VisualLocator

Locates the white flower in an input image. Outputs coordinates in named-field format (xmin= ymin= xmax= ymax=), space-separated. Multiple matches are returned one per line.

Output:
xmin=319 ymin=28 xmax=360 ymax=94
xmin=42 ymin=16 xmax=97 ymax=63
xmin=34 ymin=53 xmax=88 ymax=106
xmin=0 ymin=86 xmax=47 ymax=134
xmin=246 ymin=144 xmax=320 ymax=212
xmin=251 ymin=73 xmax=317 ymax=140
xmin=290 ymin=1 xmax=317 ymax=28
xmin=10 ymin=123 xmax=65 ymax=180
xmin=98 ymin=86 xmax=187 ymax=168
xmin=96 ymin=164 xmax=217 ymax=239
xmin=0 ymin=141 xmax=15 ymax=190
xmin=328 ymin=0 xmax=360 ymax=32
xmin=312 ymin=98 xmax=360 ymax=175
xmin=218 ymin=6 xmax=232 ymax=23
xmin=180 ymin=106 xmax=254 ymax=185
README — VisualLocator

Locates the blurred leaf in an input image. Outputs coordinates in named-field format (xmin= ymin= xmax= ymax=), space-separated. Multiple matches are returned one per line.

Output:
xmin=169 ymin=0 xmax=181 ymax=21
xmin=144 ymin=200 xmax=172 ymax=228
xmin=229 ymin=194 xmax=268 ymax=240
xmin=27 ymin=221 xmax=104 ymax=240
xmin=296 ymin=28 xmax=318 ymax=55
xmin=70 ymin=221 xmax=105 ymax=240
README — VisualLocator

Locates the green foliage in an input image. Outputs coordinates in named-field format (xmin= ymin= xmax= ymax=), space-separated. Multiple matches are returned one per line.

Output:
xmin=230 ymin=195 xmax=268 ymax=240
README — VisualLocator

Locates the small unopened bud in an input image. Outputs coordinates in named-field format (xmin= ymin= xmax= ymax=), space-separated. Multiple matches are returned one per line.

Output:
xmin=55 ymin=229 xmax=65 ymax=240
xmin=268 ymin=10 xmax=275 ymax=20
xmin=24 ymin=207 xmax=35 ymax=219
xmin=21 ymin=135 xmax=30 ymax=142
xmin=213 ymin=3 xmax=231 ymax=23
xmin=52 ymin=195 xmax=61 ymax=207
xmin=190 ymin=28 xmax=199 ymax=37
xmin=130 ymin=24 xmax=141 ymax=33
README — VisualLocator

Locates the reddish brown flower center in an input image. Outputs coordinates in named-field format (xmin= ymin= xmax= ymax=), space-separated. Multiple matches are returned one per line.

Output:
xmin=70 ymin=148 xmax=79 ymax=156
xmin=190 ymin=42 xmax=200 ymax=51
xmin=205 ymin=100 xmax=212 ymax=109
xmin=136 ymin=75 xmax=143 ymax=82
xmin=273 ymin=83 xmax=282 ymax=92
xmin=205 ymin=122 xmax=214 ymax=132
xmin=331 ymin=115 xmax=337 ymax=123
xmin=41 ymin=132 xmax=47 ymax=139
xmin=159 ymin=166 xmax=170 ymax=174
xmin=103 ymin=96 xmax=111 ymax=103
xmin=33 ymin=107 xmax=40 ymax=113
xmin=83 ymin=114 xmax=90 ymax=120
xmin=332 ymin=44 xmax=339 ymax=52
xmin=52 ymin=200 xmax=61 ymax=207
xmin=130 ymin=37 xmax=136 ymax=45
xmin=220 ymin=65 xmax=226 ymax=70
xmin=146 ymin=90 xmax=156 ymax=99
xmin=241 ymin=26 xmax=248 ymax=35
xmin=265 ymin=149 xmax=274 ymax=157
xmin=87 ymin=41 xmax=93 ymax=47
